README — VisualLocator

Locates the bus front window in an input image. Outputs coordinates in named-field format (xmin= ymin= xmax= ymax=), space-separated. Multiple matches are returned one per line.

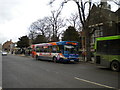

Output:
xmin=64 ymin=45 xmax=78 ymax=54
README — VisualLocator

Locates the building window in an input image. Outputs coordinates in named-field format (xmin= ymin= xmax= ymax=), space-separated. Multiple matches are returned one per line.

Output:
xmin=94 ymin=26 xmax=103 ymax=37
xmin=95 ymin=30 xmax=103 ymax=37
xmin=90 ymin=25 xmax=104 ymax=47
xmin=91 ymin=34 xmax=95 ymax=44
xmin=118 ymin=22 xmax=120 ymax=34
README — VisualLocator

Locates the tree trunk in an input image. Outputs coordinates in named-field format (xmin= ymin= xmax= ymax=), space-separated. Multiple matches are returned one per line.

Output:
xmin=82 ymin=25 xmax=91 ymax=62
xmin=85 ymin=28 xmax=91 ymax=61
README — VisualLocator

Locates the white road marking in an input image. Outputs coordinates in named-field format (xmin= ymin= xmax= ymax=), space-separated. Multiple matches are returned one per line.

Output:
xmin=74 ymin=77 xmax=117 ymax=89
xmin=0 ymin=87 xmax=2 ymax=90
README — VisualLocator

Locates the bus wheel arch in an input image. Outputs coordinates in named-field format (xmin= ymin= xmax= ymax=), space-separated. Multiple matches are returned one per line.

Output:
xmin=110 ymin=60 xmax=120 ymax=72
xmin=53 ymin=56 xmax=57 ymax=63
xmin=36 ymin=55 xmax=39 ymax=60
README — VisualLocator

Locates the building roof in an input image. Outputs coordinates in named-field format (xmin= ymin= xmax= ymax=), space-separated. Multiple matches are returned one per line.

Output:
xmin=86 ymin=4 xmax=119 ymax=26
xmin=2 ymin=40 xmax=13 ymax=49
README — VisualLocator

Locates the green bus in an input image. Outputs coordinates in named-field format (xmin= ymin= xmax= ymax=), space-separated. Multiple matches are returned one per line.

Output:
xmin=95 ymin=35 xmax=120 ymax=71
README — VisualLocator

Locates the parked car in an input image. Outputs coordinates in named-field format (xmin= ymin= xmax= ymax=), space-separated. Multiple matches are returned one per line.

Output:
xmin=2 ymin=51 xmax=7 ymax=56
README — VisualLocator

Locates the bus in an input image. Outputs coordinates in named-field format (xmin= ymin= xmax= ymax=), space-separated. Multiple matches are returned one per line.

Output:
xmin=31 ymin=41 xmax=80 ymax=63
xmin=94 ymin=35 xmax=120 ymax=71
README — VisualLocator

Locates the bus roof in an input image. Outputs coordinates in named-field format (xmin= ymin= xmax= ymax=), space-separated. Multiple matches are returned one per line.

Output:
xmin=56 ymin=41 xmax=78 ymax=45
xmin=96 ymin=35 xmax=120 ymax=41
xmin=33 ymin=41 xmax=78 ymax=47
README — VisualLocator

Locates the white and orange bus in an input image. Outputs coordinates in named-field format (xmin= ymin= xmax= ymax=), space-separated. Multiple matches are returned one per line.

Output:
xmin=31 ymin=41 xmax=80 ymax=63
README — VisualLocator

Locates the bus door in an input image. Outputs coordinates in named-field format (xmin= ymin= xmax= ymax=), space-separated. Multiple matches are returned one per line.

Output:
xmin=96 ymin=40 xmax=109 ymax=67
xmin=47 ymin=46 xmax=53 ymax=60
xmin=43 ymin=46 xmax=51 ymax=60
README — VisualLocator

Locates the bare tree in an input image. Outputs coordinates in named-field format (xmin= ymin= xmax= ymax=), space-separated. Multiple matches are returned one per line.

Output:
xmin=66 ymin=13 xmax=82 ymax=31
xmin=29 ymin=11 xmax=65 ymax=42
xmin=30 ymin=19 xmax=46 ymax=36
xmin=29 ymin=25 xmax=38 ymax=44
xmin=49 ymin=0 xmax=93 ymax=61
xmin=112 ymin=0 xmax=120 ymax=6
xmin=49 ymin=10 xmax=66 ymax=41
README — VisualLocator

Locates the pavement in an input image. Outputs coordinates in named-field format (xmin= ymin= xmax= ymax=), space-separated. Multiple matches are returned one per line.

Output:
xmin=14 ymin=54 xmax=33 ymax=58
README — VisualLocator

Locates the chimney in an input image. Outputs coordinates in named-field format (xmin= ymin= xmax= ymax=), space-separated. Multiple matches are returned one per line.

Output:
xmin=100 ymin=0 xmax=111 ymax=10
xmin=10 ymin=39 xmax=12 ymax=42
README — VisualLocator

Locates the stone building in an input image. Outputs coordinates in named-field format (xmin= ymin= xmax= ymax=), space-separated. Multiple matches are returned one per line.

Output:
xmin=2 ymin=40 xmax=13 ymax=52
xmin=85 ymin=2 xmax=120 ymax=50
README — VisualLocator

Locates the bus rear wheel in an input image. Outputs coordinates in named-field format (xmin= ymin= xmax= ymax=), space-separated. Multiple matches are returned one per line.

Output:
xmin=111 ymin=61 xmax=120 ymax=72
xmin=36 ymin=55 xmax=39 ymax=60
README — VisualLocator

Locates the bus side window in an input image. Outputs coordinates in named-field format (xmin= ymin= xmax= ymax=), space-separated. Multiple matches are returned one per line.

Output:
xmin=47 ymin=46 xmax=49 ymax=53
xmin=40 ymin=46 xmax=44 ymax=52
xmin=44 ymin=48 xmax=46 ymax=52
xmin=56 ymin=46 xmax=60 ymax=53
xmin=36 ymin=46 xmax=40 ymax=52
xmin=56 ymin=45 xmax=60 ymax=53
xmin=39 ymin=47 xmax=42 ymax=52
xmin=52 ymin=45 xmax=57 ymax=53
xmin=58 ymin=45 xmax=63 ymax=53
xmin=49 ymin=46 xmax=52 ymax=53
xmin=47 ymin=46 xmax=50 ymax=53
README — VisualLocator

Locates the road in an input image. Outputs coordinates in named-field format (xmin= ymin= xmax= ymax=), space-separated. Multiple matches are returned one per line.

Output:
xmin=2 ymin=54 xmax=120 ymax=89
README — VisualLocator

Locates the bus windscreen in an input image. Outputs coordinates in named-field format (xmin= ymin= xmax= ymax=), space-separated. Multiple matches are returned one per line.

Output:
xmin=64 ymin=45 xmax=78 ymax=54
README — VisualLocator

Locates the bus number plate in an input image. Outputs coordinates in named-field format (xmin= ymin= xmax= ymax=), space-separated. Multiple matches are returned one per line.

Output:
xmin=70 ymin=60 xmax=74 ymax=62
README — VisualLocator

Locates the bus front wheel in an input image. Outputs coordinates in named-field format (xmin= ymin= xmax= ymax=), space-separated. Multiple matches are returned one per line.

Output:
xmin=53 ymin=57 xmax=57 ymax=63
xmin=111 ymin=61 xmax=120 ymax=72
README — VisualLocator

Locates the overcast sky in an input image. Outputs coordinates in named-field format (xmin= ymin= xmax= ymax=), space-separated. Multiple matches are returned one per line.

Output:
xmin=0 ymin=0 xmax=119 ymax=44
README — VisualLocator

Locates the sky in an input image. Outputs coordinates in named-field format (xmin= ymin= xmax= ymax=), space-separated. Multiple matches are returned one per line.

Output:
xmin=0 ymin=0 xmax=119 ymax=44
